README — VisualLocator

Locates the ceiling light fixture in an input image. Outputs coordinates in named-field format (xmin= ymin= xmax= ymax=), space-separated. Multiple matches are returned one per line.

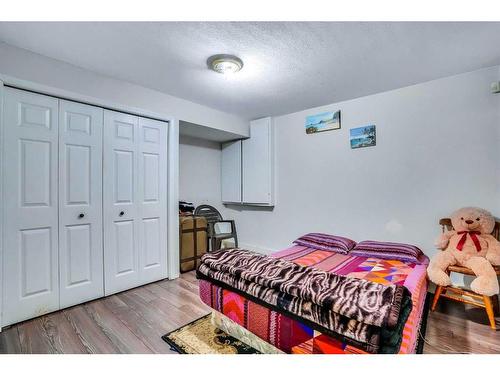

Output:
xmin=207 ymin=54 xmax=243 ymax=74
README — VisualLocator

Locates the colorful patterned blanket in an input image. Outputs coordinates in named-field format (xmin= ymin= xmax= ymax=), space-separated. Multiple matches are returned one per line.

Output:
xmin=199 ymin=246 xmax=429 ymax=354
xmin=197 ymin=248 xmax=412 ymax=353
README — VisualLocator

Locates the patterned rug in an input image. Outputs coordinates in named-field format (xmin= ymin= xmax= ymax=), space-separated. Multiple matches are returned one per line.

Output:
xmin=162 ymin=315 xmax=261 ymax=354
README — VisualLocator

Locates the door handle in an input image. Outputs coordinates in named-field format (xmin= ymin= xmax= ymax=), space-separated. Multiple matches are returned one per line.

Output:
xmin=78 ymin=213 xmax=85 ymax=219
xmin=119 ymin=211 xmax=125 ymax=217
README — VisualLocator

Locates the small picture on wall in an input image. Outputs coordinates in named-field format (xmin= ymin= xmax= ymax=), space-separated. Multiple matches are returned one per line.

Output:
xmin=350 ymin=125 xmax=376 ymax=149
xmin=305 ymin=110 xmax=341 ymax=134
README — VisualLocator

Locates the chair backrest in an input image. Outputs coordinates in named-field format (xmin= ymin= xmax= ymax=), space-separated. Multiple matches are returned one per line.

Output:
xmin=194 ymin=205 xmax=223 ymax=225
xmin=439 ymin=217 xmax=500 ymax=241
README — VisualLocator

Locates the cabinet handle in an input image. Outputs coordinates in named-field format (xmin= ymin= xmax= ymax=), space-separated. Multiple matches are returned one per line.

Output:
xmin=119 ymin=211 xmax=125 ymax=217
xmin=78 ymin=213 xmax=85 ymax=219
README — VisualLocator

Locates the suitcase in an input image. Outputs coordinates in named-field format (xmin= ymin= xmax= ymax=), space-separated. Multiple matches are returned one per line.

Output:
xmin=179 ymin=215 xmax=208 ymax=273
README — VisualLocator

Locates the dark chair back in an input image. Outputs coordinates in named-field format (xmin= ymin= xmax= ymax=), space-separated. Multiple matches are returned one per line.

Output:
xmin=194 ymin=205 xmax=223 ymax=226
xmin=194 ymin=204 xmax=238 ymax=251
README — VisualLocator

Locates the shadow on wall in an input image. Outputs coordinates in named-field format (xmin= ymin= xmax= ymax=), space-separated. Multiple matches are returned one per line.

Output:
xmin=223 ymin=204 xmax=275 ymax=213
xmin=179 ymin=134 xmax=222 ymax=150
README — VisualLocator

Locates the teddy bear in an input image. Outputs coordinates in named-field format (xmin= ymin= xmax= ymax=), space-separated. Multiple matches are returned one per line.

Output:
xmin=427 ymin=207 xmax=500 ymax=296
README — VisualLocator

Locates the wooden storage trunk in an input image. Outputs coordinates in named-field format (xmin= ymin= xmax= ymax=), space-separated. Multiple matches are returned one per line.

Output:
xmin=179 ymin=215 xmax=208 ymax=273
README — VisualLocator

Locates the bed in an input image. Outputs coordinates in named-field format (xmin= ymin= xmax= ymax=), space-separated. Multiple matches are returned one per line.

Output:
xmin=198 ymin=244 xmax=430 ymax=354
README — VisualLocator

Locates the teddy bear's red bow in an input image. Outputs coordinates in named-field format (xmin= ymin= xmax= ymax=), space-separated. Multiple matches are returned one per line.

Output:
xmin=456 ymin=231 xmax=481 ymax=252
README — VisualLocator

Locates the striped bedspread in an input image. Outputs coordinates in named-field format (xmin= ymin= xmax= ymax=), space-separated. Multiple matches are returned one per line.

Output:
xmin=199 ymin=245 xmax=429 ymax=354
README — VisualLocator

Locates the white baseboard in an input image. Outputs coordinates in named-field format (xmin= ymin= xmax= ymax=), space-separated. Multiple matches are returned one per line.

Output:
xmin=239 ymin=242 xmax=276 ymax=255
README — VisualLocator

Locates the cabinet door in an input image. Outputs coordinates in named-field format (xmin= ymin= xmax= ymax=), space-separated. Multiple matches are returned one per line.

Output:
xmin=103 ymin=110 xmax=140 ymax=294
xmin=137 ymin=117 xmax=168 ymax=284
xmin=2 ymin=88 xmax=60 ymax=325
xmin=242 ymin=118 xmax=274 ymax=205
xmin=221 ymin=140 xmax=242 ymax=203
xmin=59 ymin=100 xmax=104 ymax=308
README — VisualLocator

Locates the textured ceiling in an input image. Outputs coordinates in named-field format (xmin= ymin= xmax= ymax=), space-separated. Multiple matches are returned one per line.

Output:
xmin=0 ymin=22 xmax=499 ymax=120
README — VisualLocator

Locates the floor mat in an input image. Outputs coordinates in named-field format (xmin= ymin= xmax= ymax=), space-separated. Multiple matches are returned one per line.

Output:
xmin=162 ymin=314 xmax=261 ymax=354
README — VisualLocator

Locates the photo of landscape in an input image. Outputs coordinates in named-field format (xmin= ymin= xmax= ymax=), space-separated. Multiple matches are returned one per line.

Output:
xmin=350 ymin=125 xmax=376 ymax=149
xmin=305 ymin=110 xmax=341 ymax=134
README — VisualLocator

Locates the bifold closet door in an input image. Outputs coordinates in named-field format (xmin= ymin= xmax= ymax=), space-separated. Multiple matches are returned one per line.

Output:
xmin=2 ymin=88 xmax=60 ymax=325
xmin=137 ymin=117 xmax=168 ymax=285
xmin=103 ymin=110 xmax=168 ymax=295
xmin=58 ymin=100 xmax=104 ymax=308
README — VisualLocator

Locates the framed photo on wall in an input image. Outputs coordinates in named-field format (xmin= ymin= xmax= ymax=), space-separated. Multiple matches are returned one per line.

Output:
xmin=350 ymin=125 xmax=376 ymax=149
xmin=305 ymin=110 xmax=341 ymax=134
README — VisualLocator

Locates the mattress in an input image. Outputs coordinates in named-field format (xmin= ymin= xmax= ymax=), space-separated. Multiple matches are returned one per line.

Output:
xmin=199 ymin=245 xmax=429 ymax=354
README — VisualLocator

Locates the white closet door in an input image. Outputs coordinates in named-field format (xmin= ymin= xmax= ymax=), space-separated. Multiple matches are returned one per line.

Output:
xmin=59 ymin=100 xmax=104 ymax=308
xmin=103 ymin=110 xmax=140 ymax=294
xmin=2 ymin=88 xmax=60 ymax=325
xmin=138 ymin=117 xmax=168 ymax=284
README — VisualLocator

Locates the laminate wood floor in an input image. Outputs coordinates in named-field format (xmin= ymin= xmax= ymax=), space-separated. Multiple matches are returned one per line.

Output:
xmin=0 ymin=272 xmax=498 ymax=354
xmin=422 ymin=295 xmax=500 ymax=354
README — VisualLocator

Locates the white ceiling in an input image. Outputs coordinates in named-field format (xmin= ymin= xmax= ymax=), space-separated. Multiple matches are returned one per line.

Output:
xmin=0 ymin=22 xmax=499 ymax=120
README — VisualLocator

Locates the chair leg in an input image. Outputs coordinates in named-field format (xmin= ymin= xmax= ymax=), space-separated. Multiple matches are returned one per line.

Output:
xmin=483 ymin=296 xmax=497 ymax=330
xmin=431 ymin=285 xmax=445 ymax=311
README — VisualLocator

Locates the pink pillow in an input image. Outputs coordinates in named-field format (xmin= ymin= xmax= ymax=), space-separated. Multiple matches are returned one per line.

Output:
xmin=293 ymin=233 xmax=356 ymax=255
xmin=350 ymin=240 xmax=423 ymax=263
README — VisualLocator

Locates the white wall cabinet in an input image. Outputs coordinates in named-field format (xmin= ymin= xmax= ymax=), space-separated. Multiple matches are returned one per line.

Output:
xmin=221 ymin=140 xmax=242 ymax=203
xmin=221 ymin=117 xmax=274 ymax=206
xmin=242 ymin=117 xmax=274 ymax=205
xmin=1 ymin=87 xmax=169 ymax=327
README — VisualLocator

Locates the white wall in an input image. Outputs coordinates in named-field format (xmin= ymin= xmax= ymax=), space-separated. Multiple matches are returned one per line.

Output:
xmin=179 ymin=135 xmax=225 ymax=213
xmin=225 ymin=66 xmax=500 ymax=262
xmin=0 ymin=42 xmax=249 ymax=137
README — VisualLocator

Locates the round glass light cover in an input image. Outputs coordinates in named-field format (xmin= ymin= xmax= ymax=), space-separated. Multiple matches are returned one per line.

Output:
xmin=208 ymin=55 xmax=243 ymax=74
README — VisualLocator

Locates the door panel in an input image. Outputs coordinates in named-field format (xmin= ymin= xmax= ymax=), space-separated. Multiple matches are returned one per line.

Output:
xmin=3 ymin=88 xmax=59 ymax=325
xmin=114 ymin=220 xmax=135 ymax=274
xmin=138 ymin=117 xmax=167 ymax=284
xmin=65 ymin=224 xmax=92 ymax=286
xmin=143 ymin=153 xmax=159 ymax=202
xmin=65 ymin=144 xmax=91 ymax=205
xmin=20 ymin=227 xmax=53 ymax=297
xmin=143 ymin=217 xmax=161 ymax=268
xmin=114 ymin=150 xmax=134 ymax=203
xmin=103 ymin=110 xmax=140 ymax=294
xmin=20 ymin=139 xmax=52 ymax=206
xmin=59 ymin=100 xmax=104 ymax=308
xmin=65 ymin=111 xmax=91 ymax=134
xmin=115 ymin=120 xmax=134 ymax=140
xmin=19 ymin=102 xmax=52 ymax=129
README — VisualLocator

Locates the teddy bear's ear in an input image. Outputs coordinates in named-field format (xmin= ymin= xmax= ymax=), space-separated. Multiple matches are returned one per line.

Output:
xmin=478 ymin=208 xmax=495 ymax=234
xmin=450 ymin=208 xmax=466 ymax=230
